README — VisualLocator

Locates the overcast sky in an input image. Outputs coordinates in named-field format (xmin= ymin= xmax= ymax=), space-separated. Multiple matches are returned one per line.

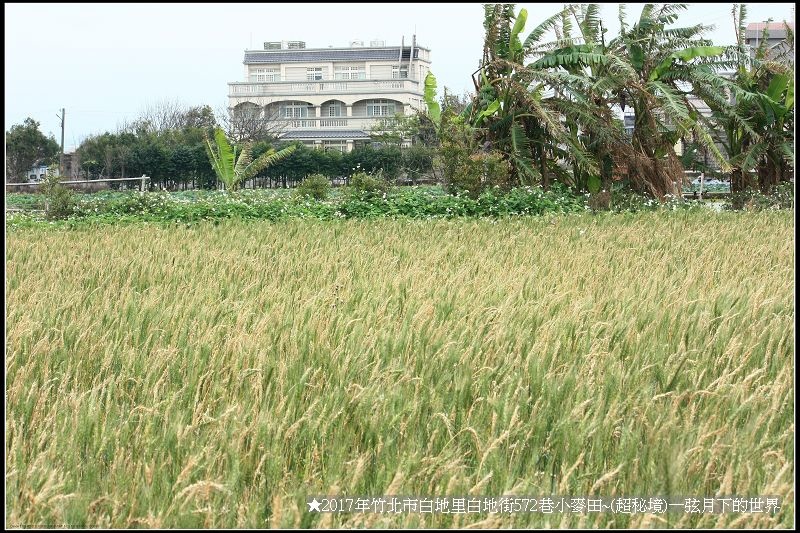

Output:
xmin=5 ymin=3 xmax=795 ymax=151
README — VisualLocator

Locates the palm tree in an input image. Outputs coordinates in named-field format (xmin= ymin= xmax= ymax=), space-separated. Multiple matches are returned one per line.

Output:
xmin=204 ymin=127 xmax=296 ymax=192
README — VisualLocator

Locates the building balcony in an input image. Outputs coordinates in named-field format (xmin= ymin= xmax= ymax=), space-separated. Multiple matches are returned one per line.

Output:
xmin=229 ymin=79 xmax=419 ymax=97
xmin=268 ymin=116 xmax=400 ymax=130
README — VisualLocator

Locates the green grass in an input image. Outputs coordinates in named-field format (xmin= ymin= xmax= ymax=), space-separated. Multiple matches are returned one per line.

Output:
xmin=5 ymin=211 xmax=794 ymax=528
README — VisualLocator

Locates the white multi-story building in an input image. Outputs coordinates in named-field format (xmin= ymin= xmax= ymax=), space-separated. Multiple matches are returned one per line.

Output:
xmin=227 ymin=38 xmax=431 ymax=152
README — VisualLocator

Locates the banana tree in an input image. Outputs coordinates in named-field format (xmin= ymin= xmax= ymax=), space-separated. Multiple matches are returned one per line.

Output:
xmin=204 ymin=127 xmax=296 ymax=191
xmin=611 ymin=3 xmax=733 ymax=198
xmin=423 ymin=71 xmax=442 ymax=133
xmin=704 ymin=6 xmax=794 ymax=193
xmin=746 ymin=71 xmax=794 ymax=192
xmin=528 ymin=4 xmax=638 ymax=199
xmin=472 ymin=4 xmax=590 ymax=188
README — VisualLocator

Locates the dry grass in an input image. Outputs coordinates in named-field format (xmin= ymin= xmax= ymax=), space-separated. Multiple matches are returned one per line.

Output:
xmin=5 ymin=211 xmax=794 ymax=528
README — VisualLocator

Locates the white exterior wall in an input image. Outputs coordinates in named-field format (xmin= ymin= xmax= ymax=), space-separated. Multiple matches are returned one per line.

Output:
xmin=230 ymin=45 xmax=431 ymax=150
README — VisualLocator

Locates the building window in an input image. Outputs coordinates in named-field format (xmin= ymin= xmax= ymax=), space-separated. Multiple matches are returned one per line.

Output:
xmin=253 ymin=68 xmax=280 ymax=82
xmin=282 ymin=101 xmax=309 ymax=118
xmin=392 ymin=66 xmax=408 ymax=79
xmin=334 ymin=66 xmax=366 ymax=80
xmin=366 ymin=99 xmax=396 ymax=116
xmin=327 ymin=102 xmax=342 ymax=117
xmin=323 ymin=140 xmax=347 ymax=153
xmin=307 ymin=67 xmax=323 ymax=81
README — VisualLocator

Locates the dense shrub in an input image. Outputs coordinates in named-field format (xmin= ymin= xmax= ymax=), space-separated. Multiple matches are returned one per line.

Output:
xmin=13 ymin=181 xmax=760 ymax=230
xmin=725 ymin=182 xmax=794 ymax=211
xmin=401 ymin=144 xmax=435 ymax=184
xmin=443 ymin=151 xmax=512 ymax=198
xmin=437 ymin=116 xmax=511 ymax=197
xmin=295 ymin=173 xmax=331 ymax=200
xmin=607 ymin=186 xmax=700 ymax=213
xmin=348 ymin=171 xmax=391 ymax=199
xmin=44 ymin=185 xmax=76 ymax=220
xmin=587 ymin=190 xmax=612 ymax=212
xmin=40 ymin=171 xmax=76 ymax=220
xmin=343 ymin=146 xmax=403 ymax=180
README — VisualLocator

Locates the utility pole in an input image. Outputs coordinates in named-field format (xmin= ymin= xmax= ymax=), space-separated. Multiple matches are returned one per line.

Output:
xmin=56 ymin=108 xmax=65 ymax=177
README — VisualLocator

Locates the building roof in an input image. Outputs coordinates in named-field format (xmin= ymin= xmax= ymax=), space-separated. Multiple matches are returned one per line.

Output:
xmin=746 ymin=22 xmax=794 ymax=31
xmin=280 ymin=130 xmax=371 ymax=140
xmin=745 ymin=22 xmax=794 ymax=40
xmin=244 ymin=46 xmax=426 ymax=64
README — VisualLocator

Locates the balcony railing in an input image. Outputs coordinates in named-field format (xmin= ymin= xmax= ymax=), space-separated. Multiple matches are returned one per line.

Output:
xmin=271 ymin=116 xmax=399 ymax=130
xmin=229 ymin=79 xmax=418 ymax=97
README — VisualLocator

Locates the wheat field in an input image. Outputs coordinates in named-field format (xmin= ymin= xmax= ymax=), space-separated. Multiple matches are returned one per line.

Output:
xmin=5 ymin=211 xmax=794 ymax=528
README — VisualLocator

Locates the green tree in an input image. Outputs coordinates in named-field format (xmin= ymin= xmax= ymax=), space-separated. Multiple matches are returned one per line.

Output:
xmin=204 ymin=127 xmax=296 ymax=191
xmin=528 ymin=4 xmax=636 ymax=202
xmin=705 ymin=6 xmax=794 ymax=193
xmin=612 ymin=3 xmax=732 ymax=197
xmin=402 ymin=144 xmax=435 ymax=184
xmin=470 ymin=4 xmax=590 ymax=188
xmin=5 ymin=118 xmax=60 ymax=182
xmin=526 ymin=3 xmax=734 ymax=199
xmin=369 ymin=112 xmax=420 ymax=147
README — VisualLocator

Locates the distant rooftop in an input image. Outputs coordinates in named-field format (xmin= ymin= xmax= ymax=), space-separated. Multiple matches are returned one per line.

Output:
xmin=746 ymin=22 xmax=794 ymax=31
xmin=244 ymin=42 xmax=429 ymax=64
xmin=745 ymin=21 xmax=794 ymax=39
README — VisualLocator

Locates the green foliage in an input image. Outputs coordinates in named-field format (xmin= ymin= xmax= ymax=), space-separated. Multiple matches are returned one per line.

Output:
xmin=369 ymin=113 xmax=421 ymax=147
xmin=295 ymin=173 xmax=331 ymax=200
xmin=13 ymin=181 xmax=773 ymax=230
xmin=445 ymin=152 xmax=512 ymax=198
xmin=76 ymin=127 xmax=216 ymax=188
xmin=438 ymin=116 xmax=510 ymax=197
xmin=649 ymin=46 xmax=726 ymax=81
xmin=5 ymin=118 xmax=60 ymax=182
xmin=423 ymin=72 xmax=442 ymax=128
xmin=586 ymin=175 xmax=602 ymax=194
xmin=725 ymin=182 xmax=794 ymax=211
xmin=41 ymin=171 xmax=75 ymax=220
xmin=348 ymin=171 xmax=391 ymax=199
xmin=607 ymin=186 xmax=702 ymax=213
xmin=704 ymin=10 xmax=794 ymax=195
xmin=401 ymin=145 xmax=435 ymax=183
xmin=43 ymin=186 xmax=76 ymax=221
xmin=343 ymin=146 xmax=403 ymax=180
xmin=204 ymin=127 xmax=296 ymax=191
xmin=8 ymin=185 xmax=590 ymax=227
xmin=439 ymin=116 xmax=477 ymax=180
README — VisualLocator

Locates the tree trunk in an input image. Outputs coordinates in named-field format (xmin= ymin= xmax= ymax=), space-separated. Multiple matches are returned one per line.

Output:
xmin=540 ymin=151 xmax=549 ymax=191
xmin=758 ymin=157 xmax=779 ymax=194
xmin=731 ymin=168 xmax=745 ymax=193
